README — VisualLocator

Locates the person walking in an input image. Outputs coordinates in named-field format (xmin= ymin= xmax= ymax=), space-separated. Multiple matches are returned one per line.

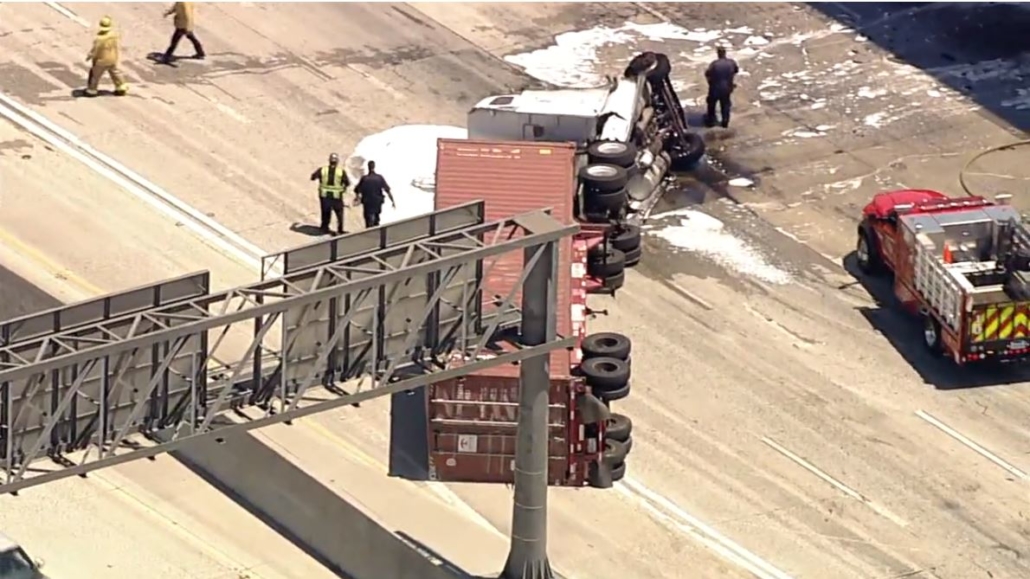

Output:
xmin=311 ymin=153 xmax=350 ymax=235
xmin=354 ymin=160 xmax=396 ymax=229
xmin=84 ymin=16 xmax=129 ymax=97
xmin=704 ymin=46 xmax=739 ymax=129
xmin=161 ymin=2 xmax=205 ymax=64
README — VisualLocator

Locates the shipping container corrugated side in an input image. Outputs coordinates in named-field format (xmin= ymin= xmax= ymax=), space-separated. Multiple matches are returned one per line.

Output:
xmin=434 ymin=138 xmax=577 ymax=376
xmin=426 ymin=364 xmax=579 ymax=485
xmin=428 ymin=140 xmax=597 ymax=485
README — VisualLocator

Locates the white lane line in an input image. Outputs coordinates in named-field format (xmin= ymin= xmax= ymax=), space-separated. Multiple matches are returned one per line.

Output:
xmin=43 ymin=1 xmax=89 ymax=27
xmin=620 ymin=477 xmax=795 ymax=579
xmin=0 ymin=92 xmax=280 ymax=277
xmin=761 ymin=437 xmax=909 ymax=528
xmin=915 ymin=410 xmax=1028 ymax=480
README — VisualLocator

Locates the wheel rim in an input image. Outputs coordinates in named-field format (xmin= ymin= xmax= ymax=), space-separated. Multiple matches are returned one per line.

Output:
xmin=599 ymin=338 xmax=617 ymax=348
xmin=924 ymin=320 xmax=937 ymax=348
xmin=596 ymin=142 xmax=626 ymax=154
xmin=586 ymin=165 xmax=619 ymax=178
xmin=856 ymin=235 xmax=869 ymax=265
xmin=596 ymin=361 xmax=618 ymax=374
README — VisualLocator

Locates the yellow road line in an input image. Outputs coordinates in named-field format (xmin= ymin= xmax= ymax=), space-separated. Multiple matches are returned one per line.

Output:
xmin=0 ymin=226 xmax=106 ymax=297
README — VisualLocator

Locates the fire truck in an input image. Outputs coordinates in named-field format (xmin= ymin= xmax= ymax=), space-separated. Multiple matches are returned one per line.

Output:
xmin=856 ymin=188 xmax=1030 ymax=364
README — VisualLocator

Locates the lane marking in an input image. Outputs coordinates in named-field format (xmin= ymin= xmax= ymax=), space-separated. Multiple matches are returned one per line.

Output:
xmin=915 ymin=410 xmax=1028 ymax=480
xmin=620 ymin=477 xmax=795 ymax=579
xmin=761 ymin=436 xmax=909 ymax=528
xmin=0 ymin=93 xmax=279 ymax=277
xmin=43 ymin=1 xmax=88 ymax=27
xmin=0 ymin=227 xmax=105 ymax=298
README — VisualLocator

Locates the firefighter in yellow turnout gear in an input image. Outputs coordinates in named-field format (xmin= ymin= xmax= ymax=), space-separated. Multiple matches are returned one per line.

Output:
xmin=310 ymin=153 xmax=351 ymax=235
xmin=85 ymin=16 xmax=128 ymax=97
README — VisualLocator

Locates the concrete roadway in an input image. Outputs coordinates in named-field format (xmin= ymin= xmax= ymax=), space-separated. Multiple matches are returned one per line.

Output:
xmin=2 ymin=2 xmax=1030 ymax=579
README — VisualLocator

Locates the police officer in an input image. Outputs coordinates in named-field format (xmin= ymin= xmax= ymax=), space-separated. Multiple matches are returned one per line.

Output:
xmin=354 ymin=160 xmax=396 ymax=229
xmin=85 ymin=16 xmax=129 ymax=97
xmin=310 ymin=153 xmax=350 ymax=235
xmin=161 ymin=2 xmax=205 ymax=64
xmin=704 ymin=46 xmax=740 ymax=129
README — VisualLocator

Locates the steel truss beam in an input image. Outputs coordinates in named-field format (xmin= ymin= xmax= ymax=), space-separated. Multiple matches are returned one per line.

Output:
xmin=0 ymin=208 xmax=577 ymax=494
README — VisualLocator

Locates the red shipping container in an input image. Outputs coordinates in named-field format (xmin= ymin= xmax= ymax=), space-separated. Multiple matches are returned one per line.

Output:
xmin=428 ymin=139 xmax=598 ymax=486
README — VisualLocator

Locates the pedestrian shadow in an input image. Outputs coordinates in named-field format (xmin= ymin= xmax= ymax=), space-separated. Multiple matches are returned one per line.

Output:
xmin=145 ymin=52 xmax=200 ymax=66
xmin=70 ymin=88 xmax=125 ymax=99
xmin=289 ymin=223 xmax=328 ymax=237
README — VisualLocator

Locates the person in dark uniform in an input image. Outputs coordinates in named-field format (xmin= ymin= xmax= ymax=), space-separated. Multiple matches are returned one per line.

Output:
xmin=704 ymin=46 xmax=740 ymax=129
xmin=161 ymin=3 xmax=205 ymax=64
xmin=353 ymin=160 xmax=396 ymax=229
xmin=310 ymin=153 xmax=350 ymax=235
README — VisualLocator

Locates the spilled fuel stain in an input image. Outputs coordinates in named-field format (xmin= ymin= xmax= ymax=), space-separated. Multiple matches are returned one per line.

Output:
xmin=659 ymin=144 xmax=761 ymax=213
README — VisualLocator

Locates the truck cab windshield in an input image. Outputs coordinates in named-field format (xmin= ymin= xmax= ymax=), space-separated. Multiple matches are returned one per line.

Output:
xmin=0 ymin=548 xmax=38 ymax=579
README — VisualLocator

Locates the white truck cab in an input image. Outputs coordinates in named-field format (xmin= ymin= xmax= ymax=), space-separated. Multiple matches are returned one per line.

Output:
xmin=0 ymin=534 xmax=45 ymax=579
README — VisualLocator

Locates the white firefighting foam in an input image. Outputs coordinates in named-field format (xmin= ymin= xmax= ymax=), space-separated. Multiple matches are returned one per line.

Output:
xmin=647 ymin=209 xmax=792 ymax=285
xmin=345 ymin=125 xmax=467 ymax=225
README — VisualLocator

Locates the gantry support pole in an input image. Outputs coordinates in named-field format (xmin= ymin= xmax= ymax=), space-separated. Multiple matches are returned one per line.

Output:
xmin=503 ymin=240 xmax=558 ymax=579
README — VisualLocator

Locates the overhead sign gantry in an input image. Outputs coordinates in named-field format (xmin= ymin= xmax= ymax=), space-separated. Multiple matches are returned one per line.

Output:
xmin=0 ymin=202 xmax=576 ymax=496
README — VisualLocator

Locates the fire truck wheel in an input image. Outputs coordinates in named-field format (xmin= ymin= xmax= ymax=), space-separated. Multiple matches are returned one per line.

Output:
xmin=611 ymin=461 xmax=627 ymax=481
xmin=580 ymin=164 xmax=629 ymax=193
xmin=588 ymin=247 xmax=626 ymax=278
xmin=923 ymin=315 xmax=943 ymax=353
xmin=856 ymin=227 xmax=883 ymax=274
xmin=669 ymin=133 xmax=706 ymax=171
xmin=581 ymin=356 xmax=631 ymax=390
xmin=623 ymin=245 xmax=642 ymax=267
xmin=604 ymin=413 xmax=633 ymax=442
xmin=604 ymin=270 xmax=626 ymax=290
xmin=597 ymin=380 xmax=631 ymax=402
xmin=588 ymin=140 xmax=638 ymax=168
xmin=583 ymin=332 xmax=632 ymax=360
xmin=587 ymin=187 xmax=629 ymax=212
xmin=611 ymin=225 xmax=642 ymax=252
xmin=603 ymin=438 xmax=629 ymax=465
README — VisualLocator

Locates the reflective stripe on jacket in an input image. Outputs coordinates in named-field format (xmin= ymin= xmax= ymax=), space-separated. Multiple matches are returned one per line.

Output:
xmin=319 ymin=165 xmax=347 ymax=198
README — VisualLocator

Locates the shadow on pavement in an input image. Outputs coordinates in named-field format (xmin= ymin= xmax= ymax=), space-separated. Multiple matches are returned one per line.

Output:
xmin=808 ymin=2 xmax=1030 ymax=132
xmin=842 ymin=251 xmax=1030 ymax=389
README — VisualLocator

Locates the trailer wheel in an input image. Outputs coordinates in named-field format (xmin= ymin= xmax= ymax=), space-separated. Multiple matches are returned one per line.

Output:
xmin=669 ymin=133 xmax=706 ymax=171
xmin=583 ymin=332 xmax=632 ymax=360
xmin=623 ymin=245 xmax=642 ymax=267
xmin=611 ymin=461 xmax=627 ymax=481
xmin=604 ymin=270 xmax=626 ymax=290
xmin=588 ymin=141 xmax=637 ymax=168
xmin=581 ymin=356 xmax=630 ymax=390
xmin=923 ymin=315 xmax=943 ymax=354
xmin=604 ymin=413 xmax=633 ymax=442
xmin=580 ymin=164 xmax=629 ymax=193
xmin=856 ymin=227 xmax=883 ymax=275
xmin=596 ymin=380 xmax=631 ymax=402
xmin=610 ymin=225 xmax=642 ymax=252
xmin=603 ymin=438 xmax=629 ymax=466
xmin=588 ymin=247 xmax=626 ymax=278
xmin=587 ymin=187 xmax=629 ymax=212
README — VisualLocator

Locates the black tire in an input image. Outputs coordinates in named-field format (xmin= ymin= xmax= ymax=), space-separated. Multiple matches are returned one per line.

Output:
xmin=856 ymin=226 xmax=883 ymax=275
xmin=647 ymin=53 xmax=672 ymax=80
xmin=924 ymin=315 xmax=943 ymax=354
xmin=603 ymin=438 xmax=629 ymax=465
xmin=596 ymin=380 xmax=630 ymax=402
xmin=610 ymin=225 xmax=641 ymax=252
xmin=580 ymin=164 xmax=629 ymax=193
xmin=611 ymin=461 xmax=627 ymax=481
xmin=581 ymin=356 xmax=630 ymax=390
xmin=623 ymin=436 xmax=633 ymax=455
xmin=588 ymin=248 xmax=626 ymax=278
xmin=604 ymin=270 xmax=626 ymax=290
xmin=583 ymin=332 xmax=632 ymax=360
xmin=605 ymin=413 xmax=633 ymax=442
xmin=623 ymin=245 xmax=642 ymax=267
xmin=588 ymin=141 xmax=637 ymax=167
xmin=669 ymin=133 xmax=706 ymax=171
xmin=586 ymin=187 xmax=628 ymax=212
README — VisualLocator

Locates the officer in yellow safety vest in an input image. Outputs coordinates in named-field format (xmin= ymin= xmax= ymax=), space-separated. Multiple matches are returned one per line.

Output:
xmin=85 ymin=16 xmax=129 ymax=97
xmin=310 ymin=153 xmax=351 ymax=235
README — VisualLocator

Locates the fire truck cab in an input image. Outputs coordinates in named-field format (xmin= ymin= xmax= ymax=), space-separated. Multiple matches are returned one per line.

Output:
xmin=857 ymin=189 xmax=1030 ymax=364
